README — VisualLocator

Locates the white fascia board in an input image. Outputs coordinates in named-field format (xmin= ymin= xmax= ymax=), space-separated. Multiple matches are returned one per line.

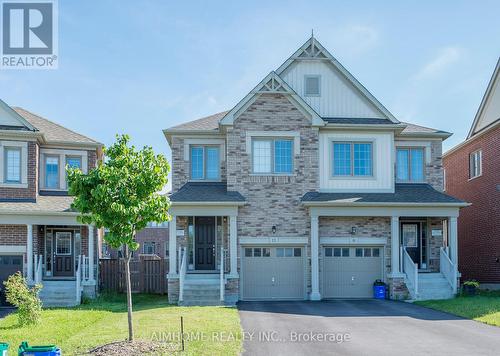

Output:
xmin=239 ymin=237 xmax=309 ymax=245
xmin=444 ymin=120 xmax=500 ymax=157
xmin=320 ymin=237 xmax=387 ymax=246
xmin=322 ymin=124 xmax=405 ymax=131
xmin=0 ymin=99 xmax=37 ymax=131
xmin=275 ymin=37 xmax=400 ymax=124
xmin=302 ymin=201 xmax=470 ymax=208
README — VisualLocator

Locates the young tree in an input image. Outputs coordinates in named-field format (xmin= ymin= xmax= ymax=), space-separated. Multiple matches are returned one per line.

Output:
xmin=68 ymin=134 xmax=170 ymax=341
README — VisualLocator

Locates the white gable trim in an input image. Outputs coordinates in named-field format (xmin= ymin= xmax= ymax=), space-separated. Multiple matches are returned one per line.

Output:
xmin=276 ymin=36 xmax=399 ymax=124
xmin=220 ymin=71 xmax=325 ymax=127
xmin=0 ymin=99 xmax=37 ymax=131
xmin=467 ymin=58 xmax=500 ymax=139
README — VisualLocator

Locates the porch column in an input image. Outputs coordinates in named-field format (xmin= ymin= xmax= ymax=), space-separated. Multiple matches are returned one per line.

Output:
xmin=168 ymin=215 xmax=177 ymax=275
xmin=310 ymin=215 xmax=320 ymax=300
xmin=229 ymin=215 xmax=238 ymax=276
xmin=449 ymin=217 xmax=458 ymax=266
xmin=390 ymin=216 xmax=401 ymax=275
xmin=88 ymin=225 xmax=95 ymax=282
xmin=26 ymin=224 xmax=33 ymax=283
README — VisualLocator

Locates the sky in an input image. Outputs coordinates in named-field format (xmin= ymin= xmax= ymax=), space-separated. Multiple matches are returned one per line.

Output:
xmin=1 ymin=0 xmax=499 ymax=190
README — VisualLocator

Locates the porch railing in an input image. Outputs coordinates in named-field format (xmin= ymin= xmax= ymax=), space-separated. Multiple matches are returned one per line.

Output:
xmin=33 ymin=254 xmax=43 ymax=284
xmin=179 ymin=247 xmax=187 ymax=303
xmin=82 ymin=256 xmax=90 ymax=282
xmin=220 ymin=247 xmax=225 ymax=302
xmin=76 ymin=255 xmax=82 ymax=304
xmin=402 ymin=247 xmax=418 ymax=299
xmin=440 ymin=247 xmax=457 ymax=294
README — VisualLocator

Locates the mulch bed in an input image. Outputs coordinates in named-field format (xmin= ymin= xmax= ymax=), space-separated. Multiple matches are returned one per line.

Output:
xmin=88 ymin=340 xmax=176 ymax=355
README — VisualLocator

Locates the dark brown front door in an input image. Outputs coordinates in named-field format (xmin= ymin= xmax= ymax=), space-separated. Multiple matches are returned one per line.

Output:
xmin=401 ymin=223 xmax=421 ymax=268
xmin=195 ymin=217 xmax=215 ymax=270
xmin=53 ymin=231 xmax=74 ymax=277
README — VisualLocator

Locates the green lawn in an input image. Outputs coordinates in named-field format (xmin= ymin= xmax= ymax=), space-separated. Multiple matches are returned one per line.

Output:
xmin=416 ymin=291 xmax=500 ymax=327
xmin=0 ymin=294 xmax=242 ymax=355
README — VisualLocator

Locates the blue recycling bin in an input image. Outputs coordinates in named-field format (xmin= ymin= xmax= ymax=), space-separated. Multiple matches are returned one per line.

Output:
xmin=373 ymin=280 xmax=386 ymax=299
xmin=18 ymin=342 xmax=61 ymax=356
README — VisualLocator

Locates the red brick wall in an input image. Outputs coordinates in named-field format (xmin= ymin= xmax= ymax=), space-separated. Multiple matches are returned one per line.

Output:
xmin=443 ymin=125 xmax=500 ymax=283
xmin=135 ymin=227 xmax=169 ymax=258
xmin=0 ymin=224 xmax=27 ymax=245
xmin=0 ymin=141 xmax=38 ymax=200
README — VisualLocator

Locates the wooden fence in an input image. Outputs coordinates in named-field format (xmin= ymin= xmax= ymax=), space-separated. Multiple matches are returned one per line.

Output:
xmin=99 ymin=258 xmax=168 ymax=294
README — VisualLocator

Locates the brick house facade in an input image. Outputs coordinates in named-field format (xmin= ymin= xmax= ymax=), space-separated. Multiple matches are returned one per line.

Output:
xmin=443 ymin=58 xmax=500 ymax=286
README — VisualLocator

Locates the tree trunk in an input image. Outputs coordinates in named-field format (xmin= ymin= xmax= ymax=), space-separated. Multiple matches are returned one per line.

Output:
xmin=125 ymin=246 xmax=134 ymax=341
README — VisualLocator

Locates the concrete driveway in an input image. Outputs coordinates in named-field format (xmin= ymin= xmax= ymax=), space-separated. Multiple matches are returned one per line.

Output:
xmin=238 ymin=300 xmax=500 ymax=356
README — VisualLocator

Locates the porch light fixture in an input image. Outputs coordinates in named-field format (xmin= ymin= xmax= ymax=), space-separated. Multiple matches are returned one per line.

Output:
xmin=351 ymin=227 xmax=357 ymax=235
xmin=272 ymin=226 xmax=277 ymax=234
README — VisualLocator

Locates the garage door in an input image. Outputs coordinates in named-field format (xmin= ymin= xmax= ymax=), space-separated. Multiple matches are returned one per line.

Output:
xmin=323 ymin=246 xmax=382 ymax=298
xmin=242 ymin=246 xmax=305 ymax=300
xmin=0 ymin=255 xmax=23 ymax=306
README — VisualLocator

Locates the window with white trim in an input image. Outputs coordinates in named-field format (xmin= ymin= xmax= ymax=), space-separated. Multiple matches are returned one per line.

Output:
xmin=143 ymin=242 xmax=156 ymax=255
xmin=45 ymin=155 xmax=59 ymax=189
xmin=4 ymin=147 xmax=21 ymax=183
xmin=190 ymin=145 xmax=220 ymax=180
xmin=304 ymin=75 xmax=320 ymax=96
xmin=252 ymin=138 xmax=293 ymax=174
xmin=396 ymin=147 xmax=424 ymax=182
xmin=469 ymin=150 xmax=482 ymax=179
xmin=332 ymin=142 xmax=373 ymax=177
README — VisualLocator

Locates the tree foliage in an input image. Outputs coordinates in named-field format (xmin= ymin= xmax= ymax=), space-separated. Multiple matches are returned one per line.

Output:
xmin=68 ymin=134 xmax=171 ymax=251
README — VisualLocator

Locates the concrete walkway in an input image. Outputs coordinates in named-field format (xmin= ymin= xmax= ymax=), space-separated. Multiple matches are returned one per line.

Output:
xmin=238 ymin=300 xmax=500 ymax=356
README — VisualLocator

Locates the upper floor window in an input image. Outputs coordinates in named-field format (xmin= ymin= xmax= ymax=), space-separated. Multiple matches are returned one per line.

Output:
xmin=45 ymin=156 xmax=59 ymax=189
xmin=332 ymin=142 xmax=372 ymax=177
xmin=252 ymin=138 xmax=293 ymax=174
xmin=147 ymin=221 xmax=169 ymax=228
xmin=469 ymin=150 xmax=482 ymax=179
xmin=304 ymin=75 xmax=321 ymax=96
xmin=396 ymin=148 xmax=424 ymax=182
xmin=190 ymin=146 xmax=220 ymax=180
xmin=143 ymin=242 xmax=156 ymax=255
xmin=4 ymin=147 xmax=21 ymax=183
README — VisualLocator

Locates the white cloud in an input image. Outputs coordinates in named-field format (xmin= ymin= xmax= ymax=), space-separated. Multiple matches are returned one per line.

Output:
xmin=413 ymin=46 xmax=463 ymax=80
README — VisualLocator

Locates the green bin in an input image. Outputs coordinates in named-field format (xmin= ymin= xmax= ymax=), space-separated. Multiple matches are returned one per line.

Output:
xmin=0 ymin=343 xmax=8 ymax=356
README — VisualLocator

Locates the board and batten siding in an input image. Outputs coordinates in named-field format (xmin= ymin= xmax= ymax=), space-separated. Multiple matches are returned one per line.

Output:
xmin=281 ymin=61 xmax=384 ymax=119
xmin=319 ymin=131 xmax=394 ymax=192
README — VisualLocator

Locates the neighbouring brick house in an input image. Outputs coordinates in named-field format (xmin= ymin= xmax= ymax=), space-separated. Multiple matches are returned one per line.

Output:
xmin=100 ymin=221 xmax=169 ymax=261
xmin=443 ymin=58 xmax=500 ymax=288
xmin=163 ymin=36 xmax=468 ymax=305
xmin=0 ymin=100 xmax=103 ymax=307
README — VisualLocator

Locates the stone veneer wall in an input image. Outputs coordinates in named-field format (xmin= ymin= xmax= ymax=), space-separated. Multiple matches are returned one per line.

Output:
xmin=426 ymin=140 xmax=444 ymax=191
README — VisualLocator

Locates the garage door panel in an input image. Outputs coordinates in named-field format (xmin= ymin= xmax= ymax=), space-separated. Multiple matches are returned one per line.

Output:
xmin=323 ymin=246 xmax=382 ymax=298
xmin=0 ymin=255 xmax=24 ymax=306
xmin=242 ymin=247 xmax=304 ymax=300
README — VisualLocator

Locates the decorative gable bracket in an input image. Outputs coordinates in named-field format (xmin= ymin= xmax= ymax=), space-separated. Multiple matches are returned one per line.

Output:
xmin=220 ymin=71 xmax=325 ymax=127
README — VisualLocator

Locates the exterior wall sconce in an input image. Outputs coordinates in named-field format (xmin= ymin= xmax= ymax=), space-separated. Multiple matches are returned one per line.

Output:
xmin=272 ymin=226 xmax=277 ymax=234
xmin=351 ymin=227 xmax=357 ymax=235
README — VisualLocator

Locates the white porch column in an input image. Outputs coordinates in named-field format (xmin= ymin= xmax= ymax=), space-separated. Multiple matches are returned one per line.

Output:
xmin=169 ymin=215 xmax=177 ymax=275
xmin=310 ymin=215 xmax=321 ymax=300
xmin=88 ymin=225 xmax=95 ymax=282
xmin=390 ymin=216 xmax=401 ymax=276
xmin=449 ymin=217 xmax=458 ymax=266
xmin=229 ymin=215 xmax=238 ymax=276
xmin=26 ymin=224 xmax=33 ymax=283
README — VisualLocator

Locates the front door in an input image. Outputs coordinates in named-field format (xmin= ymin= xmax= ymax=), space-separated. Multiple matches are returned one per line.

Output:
xmin=195 ymin=217 xmax=215 ymax=270
xmin=53 ymin=231 xmax=74 ymax=277
xmin=401 ymin=223 xmax=421 ymax=268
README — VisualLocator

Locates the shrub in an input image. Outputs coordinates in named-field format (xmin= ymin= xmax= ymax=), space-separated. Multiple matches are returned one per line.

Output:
xmin=3 ymin=272 xmax=42 ymax=326
xmin=463 ymin=280 xmax=480 ymax=288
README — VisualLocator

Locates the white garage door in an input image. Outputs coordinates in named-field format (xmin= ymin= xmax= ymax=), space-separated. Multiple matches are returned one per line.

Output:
xmin=242 ymin=246 xmax=305 ymax=300
xmin=323 ymin=246 xmax=383 ymax=298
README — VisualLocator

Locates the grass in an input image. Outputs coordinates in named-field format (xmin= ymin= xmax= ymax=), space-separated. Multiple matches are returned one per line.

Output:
xmin=0 ymin=294 xmax=242 ymax=355
xmin=416 ymin=290 xmax=500 ymax=327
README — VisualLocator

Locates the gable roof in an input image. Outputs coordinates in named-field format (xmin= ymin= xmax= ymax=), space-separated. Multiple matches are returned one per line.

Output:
xmin=170 ymin=182 xmax=245 ymax=204
xmin=276 ymin=36 xmax=400 ymax=124
xmin=219 ymin=71 xmax=325 ymax=126
xmin=399 ymin=122 xmax=452 ymax=138
xmin=167 ymin=111 xmax=227 ymax=132
xmin=13 ymin=107 xmax=101 ymax=146
xmin=0 ymin=99 xmax=37 ymax=131
xmin=467 ymin=57 xmax=500 ymax=139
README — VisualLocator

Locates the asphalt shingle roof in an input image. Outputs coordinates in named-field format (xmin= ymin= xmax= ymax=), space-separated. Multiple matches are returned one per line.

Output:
xmin=170 ymin=182 xmax=245 ymax=203
xmin=13 ymin=107 xmax=101 ymax=145
xmin=0 ymin=195 xmax=75 ymax=213
xmin=301 ymin=184 xmax=465 ymax=204
xmin=166 ymin=111 xmax=446 ymax=137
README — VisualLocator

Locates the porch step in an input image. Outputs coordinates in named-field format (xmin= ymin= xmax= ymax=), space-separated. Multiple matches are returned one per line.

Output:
xmin=38 ymin=281 xmax=79 ymax=307
xmin=179 ymin=275 xmax=223 ymax=306
xmin=416 ymin=273 xmax=454 ymax=301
